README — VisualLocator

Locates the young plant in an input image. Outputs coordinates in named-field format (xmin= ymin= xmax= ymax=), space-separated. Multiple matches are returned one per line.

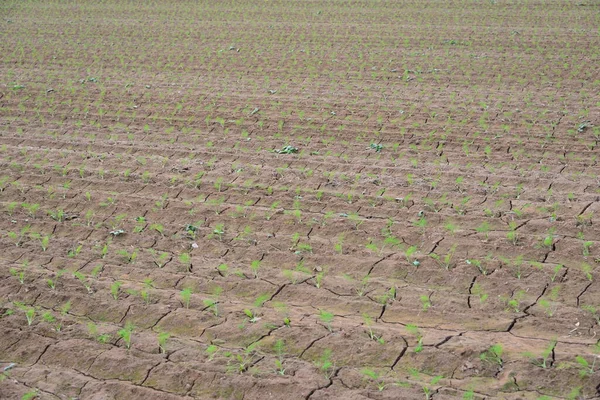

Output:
xmin=9 ymin=268 xmax=25 ymax=285
xmin=420 ymin=295 xmax=432 ymax=312
xmin=422 ymin=375 xmax=443 ymax=400
xmin=110 ymin=281 xmax=122 ymax=300
xmin=7 ymin=225 xmax=30 ymax=247
xmin=118 ymin=322 xmax=135 ymax=349
xmin=148 ymin=249 xmax=170 ymax=268
xmin=179 ymin=252 xmax=192 ymax=272
xmin=180 ymin=288 xmax=193 ymax=309
xmin=243 ymin=294 xmax=269 ymax=323
xmin=429 ymin=244 xmax=457 ymax=270
xmin=203 ymin=286 xmax=223 ymax=317
xmin=314 ymin=349 xmax=336 ymax=379
xmin=250 ymin=260 xmax=261 ymax=278
xmin=405 ymin=245 xmax=419 ymax=266
xmin=30 ymin=232 xmax=50 ymax=251
xmin=361 ymin=368 xmax=387 ymax=391
xmin=575 ymin=354 xmax=598 ymax=377
xmin=583 ymin=241 xmax=593 ymax=257
xmin=211 ymin=223 xmax=225 ymax=241
xmin=274 ymin=339 xmax=286 ymax=375
xmin=73 ymin=271 xmax=93 ymax=294
xmin=405 ymin=324 xmax=424 ymax=353
xmin=158 ymin=332 xmax=170 ymax=354
xmin=523 ymin=340 xmax=556 ymax=369
xmin=25 ymin=307 xmax=35 ymax=326
xmin=506 ymin=221 xmax=519 ymax=245
xmin=470 ymin=283 xmax=488 ymax=305
xmin=226 ymin=344 xmax=259 ymax=374
xmin=363 ymin=314 xmax=384 ymax=344
xmin=480 ymin=344 xmax=503 ymax=367
xmin=113 ymin=242 xmax=133 ymax=259
xmin=319 ymin=309 xmax=335 ymax=332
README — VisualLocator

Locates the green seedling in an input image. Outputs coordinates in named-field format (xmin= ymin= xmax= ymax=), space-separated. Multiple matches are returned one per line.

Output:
xmin=581 ymin=262 xmax=593 ymax=281
xmin=73 ymin=271 xmax=93 ymax=294
xmin=110 ymin=281 xmax=122 ymax=300
xmin=363 ymin=314 xmax=384 ymax=344
xmin=361 ymin=368 xmax=387 ymax=391
xmin=550 ymin=264 xmax=563 ymax=282
xmin=7 ymin=225 xmax=30 ymax=247
xmin=21 ymin=389 xmax=39 ymax=400
xmin=149 ymin=249 xmax=170 ymax=268
xmin=30 ymin=232 xmax=50 ymax=251
xmin=347 ymin=212 xmax=363 ymax=230
xmin=226 ymin=344 xmax=259 ymax=374
xmin=25 ymin=307 xmax=35 ymax=326
xmin=420 ymin=295 xmax=432 ymax=311
xmin=211 ymin=223 xmax=225 ymax=240
xmin=314 ymin=349 xmax=336 ymax=379
xmin=319 ymin=309 xmax=335 ymax=332
xmin=476 ymin=221 xmax=491 ymax=241
xmin=480 ymin=344 xmax=503 ymax=367
xmin=524 ymin=340 xmax=556 ymax=368
xmin=376 ymin=286 xmax=397 ymax=304
xmin=429 ymin=244 xmax=457 ymax=270
xmin=334 ymin=234 xmax=344 ymax=254
xmin=67 ymin=244 xmax=83 ymax=258
xmin=583 ymin=241 xmax=593 ymax=256
xmin=581 ymin=305 xmax=600 ymax=325
xmin=470 ymin=283 xmax=488 ymax=304
xmin=501 ymin=290 xmax=525 ymax=313
xmin=466 ymin=259 xmax=487 ymax=275
xmin=250 ymin=260 xmax=261 ymax=278
xmin=9 ymin=268 xmax=25 ymax=285
xmin=274 ymin=339 xmax=286 ymax=375
xmin=180 ymin=288 xmax=193 ymax=309
xmin=117 ymin=248 xmax=138 ymax=263
xmin=205 ymin=344 xmax=220 ymax=361
xmin=405 ymin=324 xmax=424 ymax=353
xmin=575 ymin=354 xmax=598 ymax=377
xmin=423 ymin=375 xmax=443 ymax=400
xmin=405 ymin=245 xmax=419 ymax=265
xmin=179 ymin=252 xmax=192 ymax=272
xmin=158 ymin=332 xmax=170 ymax=354
xmin=203 ymin=286 xmax=222 ymax=316
xmin=216 ymin=263 xmax=229 ymax=277
xmin=118 ymin=322 xmax=134 ymax=349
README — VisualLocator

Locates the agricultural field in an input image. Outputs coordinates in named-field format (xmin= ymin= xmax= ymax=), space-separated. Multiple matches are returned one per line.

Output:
xmin=1 ymin=0 xmax=600 ymax=399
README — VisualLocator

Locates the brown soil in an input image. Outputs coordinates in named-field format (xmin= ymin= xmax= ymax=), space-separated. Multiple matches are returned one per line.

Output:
xmin=1 ymin=1 xmax=600 ymax=399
